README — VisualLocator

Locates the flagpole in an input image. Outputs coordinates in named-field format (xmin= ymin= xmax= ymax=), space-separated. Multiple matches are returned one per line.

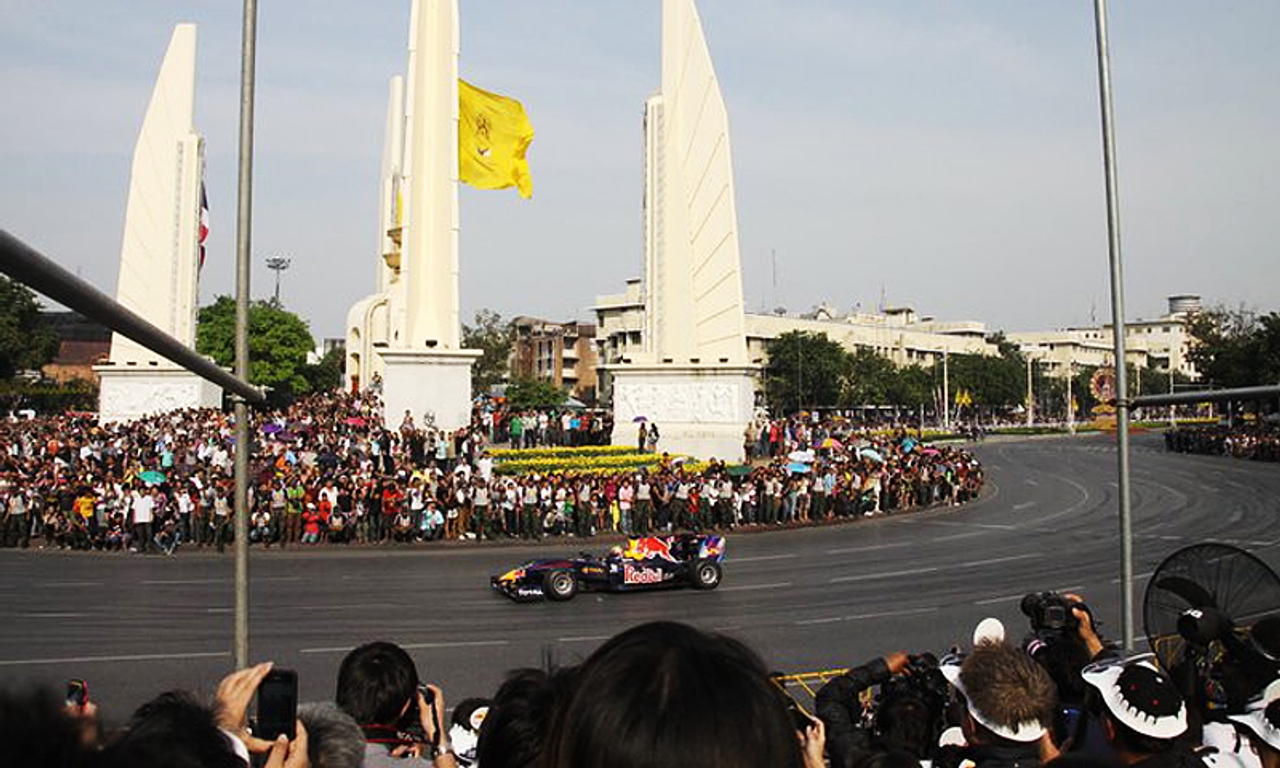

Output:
xmin=1092 ymin=0 xmax=1135 ymax=651
xmin=233 ymin=0 xmax=258 ymax=671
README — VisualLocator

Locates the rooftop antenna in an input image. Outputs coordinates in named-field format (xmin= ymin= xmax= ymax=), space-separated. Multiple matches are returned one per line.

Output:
xmin=771 ymin=248 xmax=777 ymax=311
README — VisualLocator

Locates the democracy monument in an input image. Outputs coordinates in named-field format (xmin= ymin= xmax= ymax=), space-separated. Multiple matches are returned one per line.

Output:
xmin=95 ymin=24 xmax=221 ymax=423
xmin=346 ymin=0 xmax=544 ymax=431
xmin=345 ymin=0 xmax=756 ymax=459
xmin=602 ymin=0 xmax=758 ymax=461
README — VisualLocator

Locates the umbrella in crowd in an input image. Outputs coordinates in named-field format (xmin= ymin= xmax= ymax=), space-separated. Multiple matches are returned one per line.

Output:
xmin=344 ymin=416 xmax=367 ymax=426
xmin=632 ymin=415 xmax=648 ymax=423
xmin=786 ymin=462 xmax=812 ymax=474
xmin=726 ymin=464 xmax=752 ymax=477
xmin=859 ymin=448 xmax=885 ymax=463
xmin=820 ymin=437 xmax=844 ymax=450
xmin=138 ymin=470 xmax=166 ymax=485
xmin=260 ymin=423 xmax=283 ymax=434
xmin=788 ymin=449 xmax=816 ymax=464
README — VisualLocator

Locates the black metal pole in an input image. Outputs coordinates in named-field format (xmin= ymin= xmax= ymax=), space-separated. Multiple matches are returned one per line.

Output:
xmin=0 ymin=229 xmax=263 ymax=405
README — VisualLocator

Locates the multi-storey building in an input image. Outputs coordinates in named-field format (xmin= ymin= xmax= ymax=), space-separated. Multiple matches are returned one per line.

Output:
xmin=511 ymin=317 xmax=599 ymax=404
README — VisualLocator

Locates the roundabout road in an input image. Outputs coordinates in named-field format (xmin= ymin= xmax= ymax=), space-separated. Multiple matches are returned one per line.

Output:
xmin=2 ymin=432 xmax=1278 ymax=725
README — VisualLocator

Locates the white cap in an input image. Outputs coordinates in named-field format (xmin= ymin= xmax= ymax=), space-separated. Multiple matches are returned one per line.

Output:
xmin=973 ymin=618 xmax=1006 ymax=646
xmin=1082 ymin=654 xmax=1187 ymax=740
xmin=1229 ymin=679 xmax=1280 ymax=752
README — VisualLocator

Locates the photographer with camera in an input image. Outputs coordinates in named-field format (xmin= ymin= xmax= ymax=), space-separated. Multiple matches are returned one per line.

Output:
xmin=1019 ymin=592 xmax=1114 ymax=755
xmin=335 ymin=641 xmax=457 ymax=767
xmin=817 ymin=651 xmax=949 ymax=768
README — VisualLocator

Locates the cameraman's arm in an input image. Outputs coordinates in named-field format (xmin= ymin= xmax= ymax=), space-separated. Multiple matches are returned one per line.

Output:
xmin=416 ymin=684 xmax=457 ymax=768
xmin=816 ymin=654 xmax=906 ymax=768
xmin=1070 ymin=604 xmax=1105 ymax=659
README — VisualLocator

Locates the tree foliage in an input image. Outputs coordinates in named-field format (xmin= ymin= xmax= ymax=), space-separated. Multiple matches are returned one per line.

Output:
xmin=0 ymin=276 xmax=59 ymax=380
xmin=761 ymin=330 xmax=1037 ymax=417
xmin=1187 ymin=307 xmax=1280 ymax=389
xmin=504 ymin=376 xmax=566 ymax=409
xmin=844 ymin=347 xmax=897 ymax=406
xmin=948 ymin=352 xmax=1025 ymax=409
xmin=196 ymin=295 xmax=316 ymax=398
xmin=462 ymin=309 xmax=514 ymax=396
xmin=301 ymin=346 xmax=345 ymax=394
xmin=763 ymin=331 xmax=847 ymax=411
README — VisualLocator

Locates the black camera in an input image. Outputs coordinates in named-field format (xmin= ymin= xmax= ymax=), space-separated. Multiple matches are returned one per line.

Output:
xmin=875 ymin=653 xmax=949 ymax=721
xmin=1021 ymin=592 xmax=1089 ymax=641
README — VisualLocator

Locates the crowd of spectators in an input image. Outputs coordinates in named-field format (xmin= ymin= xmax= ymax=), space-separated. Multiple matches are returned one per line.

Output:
xmin=7 ymin=598 xmax=1280 ymax=768
xmin=0 ymin=393 xmax=983 ymax=553
xmin=1165 ymin=424 xmax=1280 ymax=463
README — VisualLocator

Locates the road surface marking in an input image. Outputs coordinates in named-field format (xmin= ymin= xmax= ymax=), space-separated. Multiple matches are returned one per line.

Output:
xmin=722 ymin=582 xmax=792 ymax=592
xmin=960 ymin=553 xmax=1042 ymax=568
xmin=974 ymin=585 xmax=1084 ymax=606
xmin=144 ymin=576 xmax=304 ymax=586
xmin=20 ymin=612 xmax=89 ymax=618
xmin=1013 ymin=502 xmax=1036 ymax=510
xmin=795 ymin=616 xmax=845 ymax=626
xmin=557 ymin=635 xmax=610 ymax=643
xmin=830 ymin=566 xmax=938 ymax=583
xmin=143 ymin=579 xmax=225 ymax=585
xmin=846 ymin=606 xmax=938 ymax=621
xmin=733 ymin=553 xmax=798 ymax=563
xmin=301 ymin=603 xmax=396 ymax=612
xmin=826 ymin=542 xmax=911 ymax=555
xmin=0 ymin=651 xmax=229 ymax=667
xmin=300 ymin=640 xmax=509 ymax=654
xmin=37 ymin=581 xmax=104 ymax=588
xmin=932 ymin=531 xmax=985 ymax=543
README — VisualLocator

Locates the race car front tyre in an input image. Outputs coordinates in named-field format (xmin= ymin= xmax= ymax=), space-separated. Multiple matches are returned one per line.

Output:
xmin=691 ymin=560 xmax=722 ymax=590
xmin=544 ymin=569 xmax=578 ymax=601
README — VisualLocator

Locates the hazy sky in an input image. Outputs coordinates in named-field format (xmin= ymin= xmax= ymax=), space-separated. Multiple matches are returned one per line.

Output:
xmin=3 ymin=1 xmax=1277 ymax=341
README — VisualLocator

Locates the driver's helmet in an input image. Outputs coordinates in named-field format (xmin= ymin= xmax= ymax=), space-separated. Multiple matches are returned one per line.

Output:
xmin=609 ymin=545 xmax=623 ymax=558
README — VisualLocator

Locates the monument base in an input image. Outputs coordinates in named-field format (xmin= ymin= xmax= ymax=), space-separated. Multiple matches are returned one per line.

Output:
xmin=95 ymin=364 xmax=223 ymax=424
xmin=607 ymin=363 xmax=758 ymax=463
xmin=379 ymin=348 xmax=482 ymax=432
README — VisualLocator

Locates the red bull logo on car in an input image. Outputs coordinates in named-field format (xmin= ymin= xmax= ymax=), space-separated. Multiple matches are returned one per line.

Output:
xmin=623 ymin=536 xmax=677 ymax=562
xmin=623 ymin=564 xmax=666 ymax=585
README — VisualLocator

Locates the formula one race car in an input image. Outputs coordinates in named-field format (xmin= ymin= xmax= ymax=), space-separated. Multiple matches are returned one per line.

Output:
xmin=490 ymin=534 xmax=726 ymax=602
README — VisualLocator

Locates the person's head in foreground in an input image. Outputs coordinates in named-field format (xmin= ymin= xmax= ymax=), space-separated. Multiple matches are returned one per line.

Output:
xmin=541 ymin=621 xmax=813 ymax=768
xmin=1081 ymin=654 xmax=1188 ymax=765
xmin=942 ymin=640 xmax=1058 ymax=748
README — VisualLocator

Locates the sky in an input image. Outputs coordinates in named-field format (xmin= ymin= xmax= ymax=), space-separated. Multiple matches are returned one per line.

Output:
xmin=3 ymin=1 xmax=1277 ymax=342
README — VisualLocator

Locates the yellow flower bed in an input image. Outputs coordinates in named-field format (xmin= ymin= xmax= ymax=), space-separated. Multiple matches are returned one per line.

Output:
xmin=488 ymin=445 xmax=637 ymax=461
xmin=493 ymin=450 xmax=709 ymax=477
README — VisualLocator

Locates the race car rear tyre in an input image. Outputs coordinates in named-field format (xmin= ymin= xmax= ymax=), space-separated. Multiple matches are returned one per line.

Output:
xmin=691 ymin=560 xmax=722 ymax=590
xmin=544 ymin=569 xmax=578 ymax=601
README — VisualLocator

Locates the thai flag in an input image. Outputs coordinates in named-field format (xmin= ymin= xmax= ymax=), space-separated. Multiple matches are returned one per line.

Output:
xmin=198 ymin=183 xmax=209 ymax=271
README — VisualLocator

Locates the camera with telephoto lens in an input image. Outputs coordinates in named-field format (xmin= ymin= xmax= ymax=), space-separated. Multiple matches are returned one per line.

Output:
xmin=1021 ymin=592 xmax=1090 ymax=643
xmin=874 ymin=653 xmax=950 ymax=728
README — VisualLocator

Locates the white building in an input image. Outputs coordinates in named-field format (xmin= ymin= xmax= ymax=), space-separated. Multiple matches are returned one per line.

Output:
xmin=594 ymin=278 xmax=996 ymax=378
xmin=1006 ymin=294 xmax=1201 ymax=380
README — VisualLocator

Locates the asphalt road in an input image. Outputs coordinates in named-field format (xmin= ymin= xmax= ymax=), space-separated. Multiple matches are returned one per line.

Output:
xmin=3 ymin=432 xmax=1278 ymax=727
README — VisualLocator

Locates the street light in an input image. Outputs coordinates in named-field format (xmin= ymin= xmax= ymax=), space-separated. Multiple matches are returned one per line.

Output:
xmin=265 ymin=255 xmax=290 ymax=305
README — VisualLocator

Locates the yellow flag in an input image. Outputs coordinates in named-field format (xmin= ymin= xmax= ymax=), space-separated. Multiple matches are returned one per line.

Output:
xmin=458 ymin=79 xmax=534 ymax=198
